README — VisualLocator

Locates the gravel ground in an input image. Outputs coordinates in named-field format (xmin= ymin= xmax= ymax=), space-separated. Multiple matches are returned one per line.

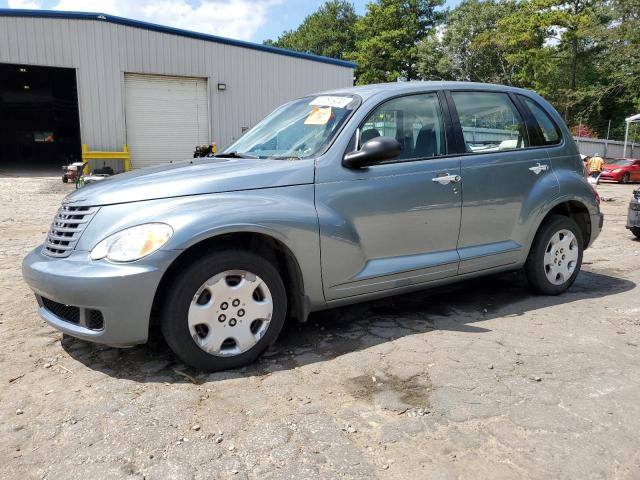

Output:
xmin=1 ymin=175 xmax=640 ymax=480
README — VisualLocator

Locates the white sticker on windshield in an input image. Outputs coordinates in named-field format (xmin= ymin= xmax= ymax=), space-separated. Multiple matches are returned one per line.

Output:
xmin=309 ymin=96 xmax=352 ymax=108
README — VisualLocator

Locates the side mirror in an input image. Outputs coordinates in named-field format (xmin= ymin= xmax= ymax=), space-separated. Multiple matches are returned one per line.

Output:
xmin=343 ymin=136 xmax=401 ymax=169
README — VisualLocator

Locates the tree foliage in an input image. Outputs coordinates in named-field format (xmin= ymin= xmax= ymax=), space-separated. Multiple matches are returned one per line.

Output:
xmin=347 ymin=0 xmax=444 ymax=83
xmin=263 ymin=0 xmax=358 ymax=60
xmin=268 ymin=0 xmax=640 ymax=140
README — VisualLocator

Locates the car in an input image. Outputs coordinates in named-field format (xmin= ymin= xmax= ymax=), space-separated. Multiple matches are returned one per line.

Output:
xmin=626 ymin=189 xmax=640 ymax=239
xmin=598 ymin=158 xmax=640 ymax=183
xmin=22 ymin=81 xmax=603 ymax=371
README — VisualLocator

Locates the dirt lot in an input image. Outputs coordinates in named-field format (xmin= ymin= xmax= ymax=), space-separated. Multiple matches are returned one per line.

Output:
xmin=1 ymin=175 xmax=640 ymax=480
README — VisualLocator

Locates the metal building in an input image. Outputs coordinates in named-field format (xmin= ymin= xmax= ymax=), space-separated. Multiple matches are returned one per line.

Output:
xmin=0 ymin=9 xmax=355 ymax=170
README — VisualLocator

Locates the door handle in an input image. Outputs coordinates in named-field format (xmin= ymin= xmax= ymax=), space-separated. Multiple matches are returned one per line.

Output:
xmin=529 ymin=163 xmax=549 ymax=175
xmin=432 ymin=174 xmax=462 ymax=185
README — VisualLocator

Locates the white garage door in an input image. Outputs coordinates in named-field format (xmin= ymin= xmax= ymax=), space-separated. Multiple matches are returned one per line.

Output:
xmin=124 ymin=73 xmax=209 ymax=169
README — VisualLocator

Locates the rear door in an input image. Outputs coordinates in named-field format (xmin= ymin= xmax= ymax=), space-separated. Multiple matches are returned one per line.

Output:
xmin=446 ymin=90 xmax=560 ymax=274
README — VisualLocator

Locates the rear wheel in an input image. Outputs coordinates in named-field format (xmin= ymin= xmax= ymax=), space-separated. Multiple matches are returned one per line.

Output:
xmin=524 ymin=215 xmax=583 ymax=295
xmin=621 ymin=172 xmax=630 ymax=184
xmin=160 ymin=250 xmax=287 ymax=370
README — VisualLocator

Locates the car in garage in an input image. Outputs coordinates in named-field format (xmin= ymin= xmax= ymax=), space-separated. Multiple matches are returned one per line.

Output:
xmin=23 ymin=81 xmax=603 ymax=371
xmin=598 ymin=158 xmax=640 ymax=183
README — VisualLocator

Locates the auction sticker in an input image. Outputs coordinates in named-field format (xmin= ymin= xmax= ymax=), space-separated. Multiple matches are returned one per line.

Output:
xmin=309 ymin=96 xmax=353 ymax=108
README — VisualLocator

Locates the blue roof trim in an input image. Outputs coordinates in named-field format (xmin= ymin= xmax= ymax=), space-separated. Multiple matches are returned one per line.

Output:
xmin=0 ymin=8 xmax=357 ymax=69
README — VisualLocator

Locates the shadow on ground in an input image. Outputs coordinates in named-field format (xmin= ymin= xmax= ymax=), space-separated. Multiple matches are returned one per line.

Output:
xmin=62 ymin=268 xmax=635 ymax=383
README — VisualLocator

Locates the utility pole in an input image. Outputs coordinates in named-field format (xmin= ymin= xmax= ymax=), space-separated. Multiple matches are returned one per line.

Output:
xmin=604 ymin=119 xmax=611 ymax=158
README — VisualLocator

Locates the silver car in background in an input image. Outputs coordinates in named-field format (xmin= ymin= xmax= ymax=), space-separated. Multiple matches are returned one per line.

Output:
xmin=23 ymin=82 xmax=603 ymax=370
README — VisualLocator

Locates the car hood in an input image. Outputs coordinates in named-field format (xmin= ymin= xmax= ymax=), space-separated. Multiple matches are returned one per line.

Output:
xmin=64 ymin=157 xmax=315 ymax=206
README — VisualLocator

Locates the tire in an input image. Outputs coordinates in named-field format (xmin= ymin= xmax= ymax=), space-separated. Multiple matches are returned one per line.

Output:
xmin=621 ymin=172 xmax=630 ymax=184
xmin=160 ymin=250 xmax=287 ymax=371
xmin=524 ymin=215 xmax=584 ymax=295
xmin=631 ymin=227 xmax=640 ymax=240
xmin=62 ymin=175 xmax=68 ymax=183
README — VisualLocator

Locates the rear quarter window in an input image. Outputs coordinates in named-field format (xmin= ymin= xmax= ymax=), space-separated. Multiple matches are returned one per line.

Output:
xmin=519 ymin=96 xmax=562 ymax=146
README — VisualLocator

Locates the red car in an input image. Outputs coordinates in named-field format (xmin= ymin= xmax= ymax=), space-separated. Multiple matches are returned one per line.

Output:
xmin=598 ymin=158 xmax=640 ymax=183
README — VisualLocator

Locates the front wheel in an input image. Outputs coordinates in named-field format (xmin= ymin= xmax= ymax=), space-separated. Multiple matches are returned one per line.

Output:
xmin=621 ymin=172 xmax=630 ymax=184
xmin=524 ymin=215 xmax=584 ymax=295
xmin=160 ymin=250 xmax=287 ymax=370
xmin=631 ymin=227 xmax=640 ymax=240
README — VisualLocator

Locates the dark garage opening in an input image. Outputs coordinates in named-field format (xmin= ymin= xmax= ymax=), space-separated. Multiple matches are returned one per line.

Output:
xmin=0 ymin=63 xmax=81 ymax=173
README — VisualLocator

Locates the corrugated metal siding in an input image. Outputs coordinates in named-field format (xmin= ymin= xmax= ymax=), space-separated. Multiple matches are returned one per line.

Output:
xmin=0 ymin=16 xmax=354 ymax=152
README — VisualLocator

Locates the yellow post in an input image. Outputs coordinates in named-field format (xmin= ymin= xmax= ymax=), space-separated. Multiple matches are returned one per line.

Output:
xmin=123 ymin=145 xmax=130 ymax=171
xmin=81 ymin=144 xmax=89 ymax=174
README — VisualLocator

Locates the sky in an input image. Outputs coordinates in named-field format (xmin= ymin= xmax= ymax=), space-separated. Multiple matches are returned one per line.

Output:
xmin=1 ymin=0 xmax=460 ymax=45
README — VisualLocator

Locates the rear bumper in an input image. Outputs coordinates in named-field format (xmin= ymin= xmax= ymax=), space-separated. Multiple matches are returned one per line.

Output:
xmin=589 ymin=212 xmax=604 ymax=247
xmin=22 ymin=246 xmax=180 ymax=346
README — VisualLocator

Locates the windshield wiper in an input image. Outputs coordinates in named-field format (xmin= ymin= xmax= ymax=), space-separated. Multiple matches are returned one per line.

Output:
xmin=215 ymin=151 xmax=259 ymax=159
xmin=268 ymin=155 xmax=302 ymax=160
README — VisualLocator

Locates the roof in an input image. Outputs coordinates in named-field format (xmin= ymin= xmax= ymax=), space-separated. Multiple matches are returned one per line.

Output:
xmin=319 ymin=81 xmax=536 ymax=101
xmin=626 ymin=113 xmax=640 ymax=123
xmin=0 ymin=8 xmax=357 ymax=69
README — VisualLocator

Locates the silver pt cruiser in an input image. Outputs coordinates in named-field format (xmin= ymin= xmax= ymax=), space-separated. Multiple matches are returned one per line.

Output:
xmin=23 ymin=82 xmax=603 ymax=370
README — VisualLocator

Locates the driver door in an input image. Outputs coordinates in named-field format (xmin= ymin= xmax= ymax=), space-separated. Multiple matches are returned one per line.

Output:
xmin=315 ymin=92 xmax=463 ymax=301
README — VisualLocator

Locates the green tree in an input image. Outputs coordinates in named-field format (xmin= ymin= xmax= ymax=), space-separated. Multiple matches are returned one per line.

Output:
xmin=496 ymin=0 xmax=609 ymax=123
xmin=348 ymin=0 xmax=444 ymax=84
xmin=263 ymin=1 xmax=358 ymax=60
xmin=417 ymin=0 xmax=520 ymax=83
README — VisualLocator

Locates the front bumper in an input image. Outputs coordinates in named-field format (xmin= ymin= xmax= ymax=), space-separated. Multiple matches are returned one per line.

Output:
xmin=22 ymin=246 xmax=180 ymax=346
xmin=598 ymin=171 xmax=622 ymax=182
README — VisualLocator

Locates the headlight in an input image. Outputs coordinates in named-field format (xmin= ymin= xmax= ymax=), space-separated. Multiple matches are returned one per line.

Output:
xmin=90 ymin=223 xmax=173 ymax=262
xmin=612 ymin=169 xmax=622 ymax=173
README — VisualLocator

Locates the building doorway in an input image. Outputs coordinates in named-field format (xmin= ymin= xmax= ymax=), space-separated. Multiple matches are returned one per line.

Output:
xmin=0 ymin=63 xmax=81 ymax=172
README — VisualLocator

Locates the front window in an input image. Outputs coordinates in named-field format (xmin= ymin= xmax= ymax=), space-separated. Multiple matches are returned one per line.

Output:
xmin=220 ymin=95 xmax=360 ymax=159
xmin=358 ymin=93 xmax=446 ymax=162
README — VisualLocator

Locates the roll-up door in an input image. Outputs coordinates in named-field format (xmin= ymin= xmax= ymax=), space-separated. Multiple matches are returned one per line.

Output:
xmin=124 ymin=73 xmax=209 ymax=169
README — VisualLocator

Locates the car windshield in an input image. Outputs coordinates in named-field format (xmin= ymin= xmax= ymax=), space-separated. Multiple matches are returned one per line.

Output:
xmin=219 ymin=95 xmax=359 ymax=159
xmin=606 ymin=159 xmax=632 ymax=166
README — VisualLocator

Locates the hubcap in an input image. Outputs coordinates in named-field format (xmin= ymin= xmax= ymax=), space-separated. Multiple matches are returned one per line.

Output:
xmin=543 ymin=229 xmax=579 ymax=285
xmin=188 ymin=270 xmax=273 ymax=357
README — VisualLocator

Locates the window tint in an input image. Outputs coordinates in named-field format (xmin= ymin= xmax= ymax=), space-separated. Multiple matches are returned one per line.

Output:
xmin=359 ymin=93 xmax=446 ymax=161
xmin=451 ymin=91 xmax=528 ymax=153
xmin=520 ymin=96 xmax=562 ymax=145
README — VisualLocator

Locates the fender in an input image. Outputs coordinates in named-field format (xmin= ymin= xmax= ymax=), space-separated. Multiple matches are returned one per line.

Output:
xmin=523 ymin=171 xmax=600 ymax=258
xmin=77 ymin=185 xmax=326 ymax=310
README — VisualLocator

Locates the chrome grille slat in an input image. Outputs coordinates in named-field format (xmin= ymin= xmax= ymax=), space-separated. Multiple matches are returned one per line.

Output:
xmin=46 ymin=233 xmax=79 ymax=242
xmin=45 ymin=240 xmax=73 ymax=250
xmin=42 ymin=204 xmax=99 ymax=258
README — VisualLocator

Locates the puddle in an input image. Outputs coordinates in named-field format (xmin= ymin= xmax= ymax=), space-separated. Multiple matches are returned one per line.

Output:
xmin=346 ymin=372 xmax=432 ymax=411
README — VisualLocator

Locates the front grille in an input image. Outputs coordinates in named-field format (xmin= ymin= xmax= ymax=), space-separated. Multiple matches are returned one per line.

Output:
xmin=42 ymin=204 xmax=99 ymax=258
xmin=41 ymin=297 xmax=105 ymax=331
xmin=42 ymin=297 xmax=80 ymax=324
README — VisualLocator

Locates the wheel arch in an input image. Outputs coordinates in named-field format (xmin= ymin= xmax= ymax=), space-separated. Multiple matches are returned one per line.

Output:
xmin=150 ymin=230 xmax=311 ymax=334
xmin=537 ymin=199 xmax=592 ymax=249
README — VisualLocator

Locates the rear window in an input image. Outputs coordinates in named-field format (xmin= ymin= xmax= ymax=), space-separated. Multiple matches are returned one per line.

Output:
xmin=519 ymin=96 xmax=562 ymax=146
